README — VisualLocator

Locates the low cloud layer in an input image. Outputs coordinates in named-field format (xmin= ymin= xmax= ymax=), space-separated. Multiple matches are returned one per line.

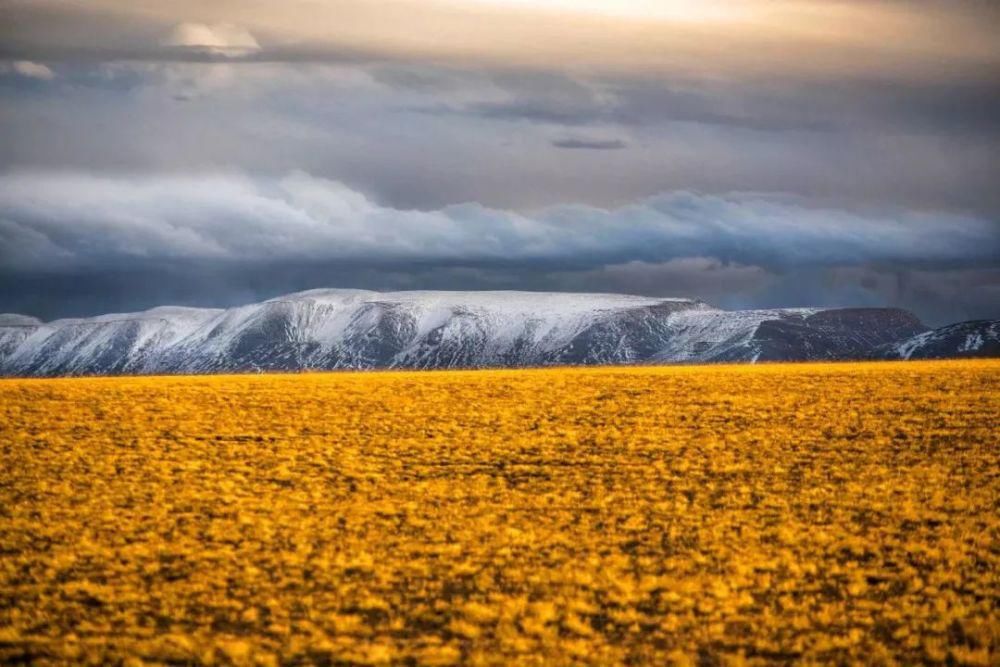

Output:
xmin=1 ymin=171 xmax=997 ymax=325
xmin=2 ymin=170 xmax=995 ymax=270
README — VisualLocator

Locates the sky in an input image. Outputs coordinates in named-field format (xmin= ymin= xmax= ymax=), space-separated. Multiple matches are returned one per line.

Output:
xmin=0 ymin=0 xmax=998 ymax=325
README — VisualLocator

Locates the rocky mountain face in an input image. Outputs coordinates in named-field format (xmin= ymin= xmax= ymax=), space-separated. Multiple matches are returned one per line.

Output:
xmin=876 ymin=320 xmax=1000 ymax=360
xmin=0 ymin=288 xmax=973 ymax=377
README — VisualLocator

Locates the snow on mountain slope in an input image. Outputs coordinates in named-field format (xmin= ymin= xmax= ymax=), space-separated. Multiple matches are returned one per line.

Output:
xmin=3 ymin=306 xmax=223 ymax=376
xmin=878 ymin=320 xmax=1000 ymax=360
xmin=0 ymin=314 xmax=42 ymax=326
xmin=655 ymin=308 xmax=819 ymax=362
xmin=0 ymin=314 xmax=42 ymax=364
xmin=0 ymin=289 xmax=932 ymax=376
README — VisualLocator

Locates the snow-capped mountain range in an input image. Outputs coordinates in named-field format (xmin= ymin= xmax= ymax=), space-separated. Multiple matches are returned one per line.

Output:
xmin=0 ymin=289 xmax=993 ymax=376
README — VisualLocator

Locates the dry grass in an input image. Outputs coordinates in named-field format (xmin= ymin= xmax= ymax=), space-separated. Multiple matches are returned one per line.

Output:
xmin=1 ymin=360 xmax=998 ymax=665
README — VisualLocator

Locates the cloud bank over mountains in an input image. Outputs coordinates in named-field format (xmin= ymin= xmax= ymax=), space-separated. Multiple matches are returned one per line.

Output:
xmin=1 ymin=171 xmax=997 ymax=326
xmin=2 ymin=171 xmax=995 ymax=271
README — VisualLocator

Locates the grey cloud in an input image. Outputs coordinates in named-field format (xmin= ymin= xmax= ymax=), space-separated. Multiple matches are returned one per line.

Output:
xmin=428 ymin=73 xmax=1000 ymax=137
xmin=0 ymin=4 xmax=374 ymax=67
xmin=441 ymin=79 xmax=830 ymax=133
xmin=0 ymin=169 xmax=996 ymax=326
xmin=2 ymin=20 xmax=999 ymax=216
xmin=369 ymin=65 xmax=493 ymax=94
xmin=3 ymin=64 xmax=999 ymax=217
xmin=1 ymin=171 xmax=996 ymax=274
xmin=551 ymin=138 xmax=627 ymax=150
xmin=408 ymin=70 xmax=612 ymax=127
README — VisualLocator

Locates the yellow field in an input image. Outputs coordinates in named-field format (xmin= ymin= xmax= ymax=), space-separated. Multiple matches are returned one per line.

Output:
xmin=1 ymin=361 xmax=998 ymax=665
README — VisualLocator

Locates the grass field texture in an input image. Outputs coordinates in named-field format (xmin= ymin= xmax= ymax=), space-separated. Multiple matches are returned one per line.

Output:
xmin=1 ymin=361 xmax=998 ymax=665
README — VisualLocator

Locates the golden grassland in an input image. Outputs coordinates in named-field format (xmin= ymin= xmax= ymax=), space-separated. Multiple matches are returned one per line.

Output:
xmin=0 ymin=360 xmax=998 ymax=666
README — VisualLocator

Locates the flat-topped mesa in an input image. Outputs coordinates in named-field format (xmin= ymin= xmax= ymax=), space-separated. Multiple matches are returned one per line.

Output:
xmin=0 ymin=288 xmax=963 ymax=376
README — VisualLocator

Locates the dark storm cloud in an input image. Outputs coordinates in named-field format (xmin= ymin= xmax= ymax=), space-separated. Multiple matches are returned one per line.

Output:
xmin=3 ymin=259 xmax=998 ymax=329
xmin=544 ymin=261 xmax=1000 ymax=327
